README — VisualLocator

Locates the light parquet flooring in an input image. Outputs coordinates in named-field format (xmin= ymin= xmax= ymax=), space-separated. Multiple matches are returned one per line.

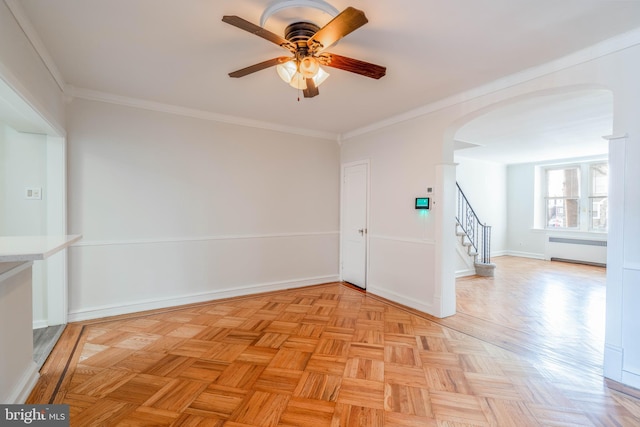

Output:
xmin=449 ymin=256 xmax=607 ymax=382
xmin=28 ymin=259 xmax=640 ymax=426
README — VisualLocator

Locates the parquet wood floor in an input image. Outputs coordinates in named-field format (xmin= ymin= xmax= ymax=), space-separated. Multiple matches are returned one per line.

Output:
xmin=28 ymin=257 xmax=640 ymax=426
xmin=447 ymin=256 xmax=607 ymax=382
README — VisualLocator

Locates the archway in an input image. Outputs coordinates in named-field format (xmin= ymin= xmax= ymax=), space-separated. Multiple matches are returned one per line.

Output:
xmin=441 ymin=86 xmax=613 ymax=377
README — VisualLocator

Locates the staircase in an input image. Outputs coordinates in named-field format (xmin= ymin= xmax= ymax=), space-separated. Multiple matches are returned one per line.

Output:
xmin=456 ymin=182 xmax=496 ymax=277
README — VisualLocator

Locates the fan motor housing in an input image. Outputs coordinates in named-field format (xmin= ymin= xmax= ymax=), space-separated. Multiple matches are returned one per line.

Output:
xmin=285 ymin=22 xmax=320 ymax=45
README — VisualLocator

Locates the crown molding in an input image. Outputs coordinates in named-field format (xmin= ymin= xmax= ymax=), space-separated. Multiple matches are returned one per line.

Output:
xmin=4 ymin=0 xmax=66 ymax=93
xmin=68 ymin=86 xmax=339 ymax=142
xmin=340 ymin=27 xmax=640 ymax=142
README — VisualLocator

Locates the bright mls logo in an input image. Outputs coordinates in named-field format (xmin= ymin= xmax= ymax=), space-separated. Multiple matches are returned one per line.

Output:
xmin=0 ymin=405 xmax=69 ymax=426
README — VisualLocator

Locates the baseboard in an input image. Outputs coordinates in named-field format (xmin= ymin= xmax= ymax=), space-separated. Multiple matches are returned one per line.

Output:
xmin=366 ymin=285 xmax=435 ymax=316
xmin=68 ymin=275 xmax=340 ymax=322
xmin=604 ymin=343 xmax=624 ymax=381
xmin=33 ymin=319 xmax=48 ymax=329
xmin=505 ymin=250 xmax=546 ymax=260
xmin=606 ymin=378 xmax=640 ymax=399
xmin=455 ymin=269 xmax=476 ymax=278
xmin=550 ymin=257 xmax=606 ymax=268
xmin=3 ymin=361 xmax=39 ymax=403
xmin=621 ymin=370 xmax=640 ymax=391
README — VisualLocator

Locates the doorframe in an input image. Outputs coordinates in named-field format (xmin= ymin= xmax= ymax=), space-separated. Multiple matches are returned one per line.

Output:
xmin=340 ymin=159 xmax=371 ymax=288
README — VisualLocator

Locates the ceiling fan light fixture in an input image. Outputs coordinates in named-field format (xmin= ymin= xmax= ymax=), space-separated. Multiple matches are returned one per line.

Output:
xmin=299 ymin=56 xmax=320 ymax=78
xmin=312 ymin=66 xmax=330 ymax=85
xmin=276 ymin=60 xmax=297 ymax=83
xmin=276 ymin=60 xmax=329 ymax=89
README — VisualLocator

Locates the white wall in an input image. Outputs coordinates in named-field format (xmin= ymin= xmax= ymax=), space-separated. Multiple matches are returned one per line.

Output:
xmin=0 ymin=123 xmax=47 ymax=235
xmin=0 ymin=123 xmax=4 ymax=214
xmin=507 ymin=162 xmax=546 ymax=258
xmin=454 ymin=155 xmax=507 ymax=255
xmin=66 ymin=98 xmax=340 ymax=320
xmin=0 ymin=123 xmax=49 ymax=327
xmin=341 ymin=118 xmax=444 ymax=315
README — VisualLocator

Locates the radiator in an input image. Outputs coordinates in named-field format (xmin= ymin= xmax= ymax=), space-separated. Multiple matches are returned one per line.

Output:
xmin=546 ymin=236 xmax=607 ymax=266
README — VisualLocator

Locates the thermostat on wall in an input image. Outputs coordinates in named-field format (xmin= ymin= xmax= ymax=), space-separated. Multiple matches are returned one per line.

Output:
xmin=415 ymin=197 xmax=430 ymax=210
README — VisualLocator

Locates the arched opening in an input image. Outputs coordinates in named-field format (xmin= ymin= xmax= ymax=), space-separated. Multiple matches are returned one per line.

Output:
xmin=443 ymin=86 xmax=613 ymax=378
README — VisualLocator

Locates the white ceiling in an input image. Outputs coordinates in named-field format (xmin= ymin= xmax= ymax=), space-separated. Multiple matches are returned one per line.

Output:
xmin=9 ymin=0 xmax=640 ymax=159
xmin=454 ymin=89 xmax=613 ymax=164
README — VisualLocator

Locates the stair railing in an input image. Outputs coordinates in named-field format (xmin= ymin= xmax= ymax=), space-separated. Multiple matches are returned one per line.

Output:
xmin=456 ymin=182 xmax=492 ymax=264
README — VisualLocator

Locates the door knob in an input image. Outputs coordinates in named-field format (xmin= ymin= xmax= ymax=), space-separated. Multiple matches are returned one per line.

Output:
xmin=358 ymin=228 xmax=365 ymax=235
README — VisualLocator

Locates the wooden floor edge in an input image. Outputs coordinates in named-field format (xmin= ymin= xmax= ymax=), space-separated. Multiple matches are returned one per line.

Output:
xmin=606 ymin=378 xmax=640 ymax=400
xmin=72 ymin=281 xmax=344 ymax=326
xmin=26 ymin=324 xmax=85 ymax=404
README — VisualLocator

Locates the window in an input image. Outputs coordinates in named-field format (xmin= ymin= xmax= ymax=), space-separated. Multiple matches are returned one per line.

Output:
xmin=545 ymin=167 xmax=580 ymax=228
xmin=589 ymin=163 xmax=608 ymax=231
xmin=541 ymin=161 xmax=608 ymax=232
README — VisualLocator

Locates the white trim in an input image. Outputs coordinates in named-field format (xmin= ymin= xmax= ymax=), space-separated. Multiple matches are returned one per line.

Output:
xmin=455 ymin=268 xmax=475 ymax=278
xmin=341 ymin=28 xmax=640 ymax=141
xmin=72 ymin=231 xmax=339 ymax=248
xmin=367 ymin=285 xmax=434 ymax=316
xmin=4 ymin=0 xmax=66 ymax=92
xmin=621 ymin=370 xmax=640 ymax=390
xmin=505 ymin=250 xmax=546 ymax=260
xmin=4 ymin=361 xmax=39 ymax=404
xmin=68 ymin=86 xmax=339 ymax=142
xmin=32 ymin=319 xmax=48 ymax=329
xmin=370 ymin=234 xmax=436 ymax=245
xmin=604 ymin=343 xmax=624 ymax=381
xmin=67 ymin=274 xmax=339 ymax=322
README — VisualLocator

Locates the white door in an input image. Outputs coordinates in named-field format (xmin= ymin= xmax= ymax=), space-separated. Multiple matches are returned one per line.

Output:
xmin=341 ymin=162 xmax=368 ymax=288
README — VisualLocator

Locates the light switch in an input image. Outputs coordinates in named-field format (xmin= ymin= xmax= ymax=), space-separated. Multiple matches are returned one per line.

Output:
xmin=25 ymin=187 xmax=42 ymax=200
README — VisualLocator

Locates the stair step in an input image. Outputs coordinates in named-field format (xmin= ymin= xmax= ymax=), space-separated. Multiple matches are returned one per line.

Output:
xmin=474 ymin=262 xmax=496 ymax=277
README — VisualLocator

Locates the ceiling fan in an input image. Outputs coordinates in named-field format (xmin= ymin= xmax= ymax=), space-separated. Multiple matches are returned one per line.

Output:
xmin=222 ymin=6 xmax=386 ymax=98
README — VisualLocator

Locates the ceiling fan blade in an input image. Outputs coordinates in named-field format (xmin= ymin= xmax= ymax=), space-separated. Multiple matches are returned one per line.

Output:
xmin=307 ymin=7 xmax=368 ymax=53
xmin=320 ymin=53 xmax=386 ymax=79
xmin=303 ymin=78 xmax=319 ymax=98
xmin=229 ymin=57 xmax=291 ymax=78
xmin=222 ymin=15 xmax=296 ymax=52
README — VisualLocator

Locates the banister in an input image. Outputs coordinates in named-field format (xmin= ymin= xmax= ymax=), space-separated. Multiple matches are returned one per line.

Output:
xmin=456 ymin=182 xmax=491 ymax=264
